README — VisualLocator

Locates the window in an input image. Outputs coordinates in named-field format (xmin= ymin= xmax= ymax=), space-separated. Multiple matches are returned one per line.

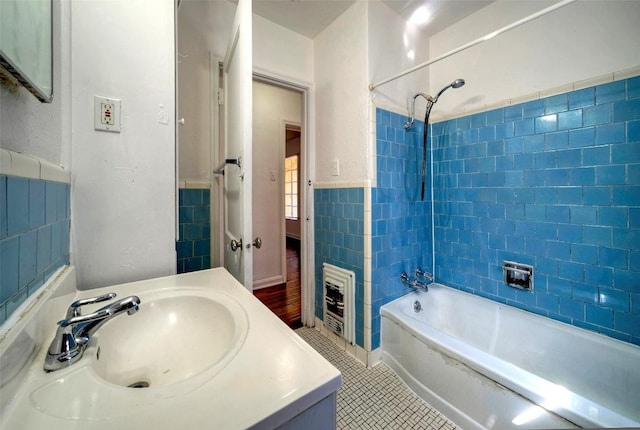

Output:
xmin=285 ymin=155 xmax=299 ymax=220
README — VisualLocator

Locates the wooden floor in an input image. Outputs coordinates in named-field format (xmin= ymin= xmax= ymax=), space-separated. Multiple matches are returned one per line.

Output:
xmin=254 ymin=238 xmax=302 ymax=329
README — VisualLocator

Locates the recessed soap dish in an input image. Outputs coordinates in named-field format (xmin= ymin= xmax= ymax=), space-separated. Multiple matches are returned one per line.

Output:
xmin=503 ymin=261 xmax=533 ymax=291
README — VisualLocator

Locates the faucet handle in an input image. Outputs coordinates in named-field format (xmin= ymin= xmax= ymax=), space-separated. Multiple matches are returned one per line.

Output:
xmin=416 ymin=268 xmax=434 ymax=281
xmin=66 ymin=292 xmax=117 ymax=319
xmin=400 ymin=272 xmax=411 ymax=284
xmin=60 ymin=308 xmax=112 ymax=328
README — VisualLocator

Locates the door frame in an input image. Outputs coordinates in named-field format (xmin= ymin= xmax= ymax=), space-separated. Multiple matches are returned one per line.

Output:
xmin=211 ymin=56 xmax=224 ymax=269
xmin=253 ymin=72 xmax=315 ymax=327
xmin=211 ymin=63 xmax=316 ymax=326
xmin=280 ymin=121 xmax=301 ymax=288
xmin=251 ymin=81 xmax=300 ymax=290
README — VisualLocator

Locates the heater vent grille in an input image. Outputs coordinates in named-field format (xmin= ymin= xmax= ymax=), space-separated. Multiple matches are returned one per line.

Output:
xmin=322 ymin=263 xmax=355 ymax=344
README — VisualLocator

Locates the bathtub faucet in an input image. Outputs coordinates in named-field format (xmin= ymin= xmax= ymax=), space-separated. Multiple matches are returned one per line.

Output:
xmin=44 ymin=293 xmax=141 ymax=372
xmin=400 ymin=272 xmax=429 ymax=292
xmin=415 ymin=267 xmax=434 ymax=283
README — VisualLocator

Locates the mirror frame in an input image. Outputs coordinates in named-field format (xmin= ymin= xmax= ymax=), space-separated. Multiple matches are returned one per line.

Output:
xmin=0 ymin=0 xmax=53 ymax=103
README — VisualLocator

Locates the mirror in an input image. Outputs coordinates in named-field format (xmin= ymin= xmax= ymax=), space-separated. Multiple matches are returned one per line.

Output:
xmin=0 ymin=0 xmax=53 ymax=103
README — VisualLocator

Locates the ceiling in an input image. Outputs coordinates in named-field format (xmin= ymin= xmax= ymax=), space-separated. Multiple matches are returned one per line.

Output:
xmin=251 ymin=0 xmax=494 ymax=39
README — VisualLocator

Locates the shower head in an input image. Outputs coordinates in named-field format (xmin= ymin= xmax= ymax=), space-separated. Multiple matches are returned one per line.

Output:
xmin=451 ymin=78 xmax=465 ymax=88
xmin=434 ymin=78 xmax=465 ymax=102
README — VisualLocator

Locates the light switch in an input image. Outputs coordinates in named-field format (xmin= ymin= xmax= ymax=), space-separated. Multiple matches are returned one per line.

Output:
xmin=332 ymin=159 xmax=340 ymax=176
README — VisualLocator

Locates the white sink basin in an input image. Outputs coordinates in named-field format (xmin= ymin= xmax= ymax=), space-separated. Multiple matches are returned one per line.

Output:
xmin=2 ymin=268 xmax=341 ymax=429
xmin=91 ymin=291 xmax=247 ymax=390
xmin=29 ymin=288 xmax=249 ymax=419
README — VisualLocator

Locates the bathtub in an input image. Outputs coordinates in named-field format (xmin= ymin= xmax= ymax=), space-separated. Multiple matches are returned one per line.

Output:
xmin=380 ymin=284 xmax=640 ymax=430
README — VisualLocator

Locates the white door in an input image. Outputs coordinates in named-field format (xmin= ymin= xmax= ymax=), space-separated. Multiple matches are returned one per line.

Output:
xmin=223 ymin=0 xmax=252 ymax=288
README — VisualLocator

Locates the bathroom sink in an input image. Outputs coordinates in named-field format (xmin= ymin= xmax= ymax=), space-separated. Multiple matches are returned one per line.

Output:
xmin=29 ymin=288 xmax=249 ymax=420
xmin=5 ymin=268 xmax=342 ymax=428
xmin=90 ymin=290 xmax=249 ymax=391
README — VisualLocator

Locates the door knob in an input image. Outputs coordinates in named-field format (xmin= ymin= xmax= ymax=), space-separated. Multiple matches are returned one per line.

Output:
xmin=252 ymin=237 xmax=262 ymax=249
xmin=230 ymin=238 xmax=243 ymax=252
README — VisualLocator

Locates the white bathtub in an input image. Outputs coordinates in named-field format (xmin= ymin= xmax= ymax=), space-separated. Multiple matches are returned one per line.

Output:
xmin=381 ymin=284 xmax=640 ymax=430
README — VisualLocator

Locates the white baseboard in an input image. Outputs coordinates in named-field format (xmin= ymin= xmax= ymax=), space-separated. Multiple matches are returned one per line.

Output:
xmin=253 ymin=275 xmax=285 ymax=290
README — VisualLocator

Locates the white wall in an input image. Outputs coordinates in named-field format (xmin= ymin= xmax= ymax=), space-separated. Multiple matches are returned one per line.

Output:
xmin=429 ymin=0 xmax=640 ymax=119
xmin=367 ymin=0 xmax=430 ymax=115
xmin=313 ymin=0 xmax=432 ymax=184
xmin=71 ymin=0 xmax=176 ymax=289
xmin=253 ymin=81 xmax=302 ymax=287
xmin=177 ymin=0 xmax=313 ymax=184
xmin=0 ymin=0 xmax=70 ymax=167
xmin=1 ymin=0 xmax=176 ymax=290
xmin=253 ymin=13 xmax=314 ymax=82
xmin=177 ymin=0 xmax=227 ymax=185
xmin=314 ymin=1 xmax=369 ymax=183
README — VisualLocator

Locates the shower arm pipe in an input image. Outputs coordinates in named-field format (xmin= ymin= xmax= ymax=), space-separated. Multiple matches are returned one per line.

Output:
xmin=406 ymin=92 xmax=430 ymax=130
xmin=368 ymin=0 xmax=576 ymax=91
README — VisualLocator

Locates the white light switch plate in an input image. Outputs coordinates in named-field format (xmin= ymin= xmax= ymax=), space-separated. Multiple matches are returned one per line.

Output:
xmin=94 ymin=96 xmax=121 ymax=132
xmin=332 ymin=159 xmax=340 ymax=176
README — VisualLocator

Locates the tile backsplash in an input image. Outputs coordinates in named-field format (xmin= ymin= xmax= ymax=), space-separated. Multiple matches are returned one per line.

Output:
xmin=0 ymin=151 xmax=71 ymax=324
xmin=430 ymin=76 xmax=640 ymax=345
xmin=317 ymin=76 xmax=640 ymax=352
xmin=370 ymin=109 xmax=432 ymax=349
xmin=176 ymin=187 xmax=211 ymax=273
xmin=314 ymin=187 xmax=365 ymax=347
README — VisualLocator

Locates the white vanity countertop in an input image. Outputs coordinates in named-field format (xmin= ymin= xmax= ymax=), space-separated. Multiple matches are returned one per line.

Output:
xmin=0 ymin=268 xmax=342 ymax=429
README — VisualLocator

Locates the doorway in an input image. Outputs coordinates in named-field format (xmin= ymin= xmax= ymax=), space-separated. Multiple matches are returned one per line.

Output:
xmin=254 ymin=237 xmax=302 ymax=328
xmin=177 ymin=1 xmax=314 ymax=327
xmin=252 ymin=80 xmax=304 ymax=328
xmin=209 ymin=64 xmax=313 ymax=326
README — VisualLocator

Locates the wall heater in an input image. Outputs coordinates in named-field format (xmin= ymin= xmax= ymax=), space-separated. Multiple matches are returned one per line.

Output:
xmin=322 ymin=263 xmax=355 ymax=344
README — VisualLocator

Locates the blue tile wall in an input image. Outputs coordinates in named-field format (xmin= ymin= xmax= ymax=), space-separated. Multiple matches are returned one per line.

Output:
xmin=429 ymin=76 xmax=640 ymax=345
xmin=370 ymin=108 xmax=432 ymax=349
xmin=314 ymin=187 xmax=365 ymax=347
xmin=0 ymin=175 xmax=70 ymax=324
xmin=177 ymin=188 xmax=211 ymax=273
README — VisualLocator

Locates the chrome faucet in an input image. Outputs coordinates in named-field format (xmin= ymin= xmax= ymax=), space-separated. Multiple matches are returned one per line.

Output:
xmin=415 ymin=267 xmax=434 ymax=283
xmin=400 ymin=272 xmax=430 ymax=292
xmin=44 ymin=293 xmax=141 ymax=372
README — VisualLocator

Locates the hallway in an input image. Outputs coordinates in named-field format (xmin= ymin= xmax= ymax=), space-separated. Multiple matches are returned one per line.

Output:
xmin=254 ymin=238 xmax=302 ymax=328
